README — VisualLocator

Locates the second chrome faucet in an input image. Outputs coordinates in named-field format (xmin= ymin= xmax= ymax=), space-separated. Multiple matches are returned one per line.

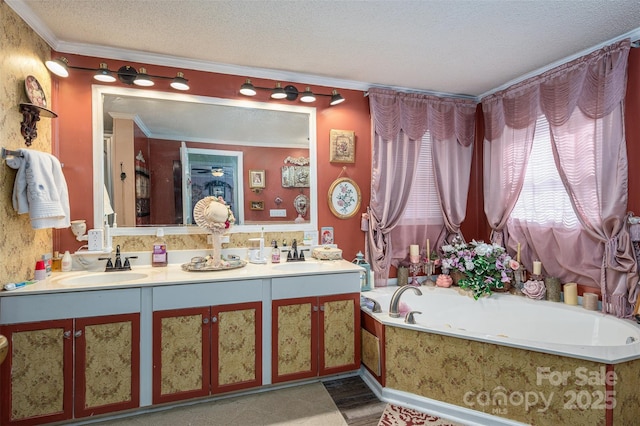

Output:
xmin=389 ymin=285 xmax=422 ymax=318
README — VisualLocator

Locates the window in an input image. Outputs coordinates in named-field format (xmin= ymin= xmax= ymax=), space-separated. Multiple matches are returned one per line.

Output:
xmin=399 ymin=131 xmax=442 ymax=225
xmin=510 ymin=116 xmax=579 ymax=228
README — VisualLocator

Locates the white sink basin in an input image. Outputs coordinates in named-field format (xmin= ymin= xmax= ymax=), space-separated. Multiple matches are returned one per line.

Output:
xmin=271 ymin=261 xmax=332 ymax=272
xmin=55 ymin=271 xmax=149 ymax=286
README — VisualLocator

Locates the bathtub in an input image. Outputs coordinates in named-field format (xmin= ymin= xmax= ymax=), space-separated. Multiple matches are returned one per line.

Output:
xmin=360 ymin=285 xmax=640 ymax=425
xmin=362 ymin=285 xmax=640 ymax=363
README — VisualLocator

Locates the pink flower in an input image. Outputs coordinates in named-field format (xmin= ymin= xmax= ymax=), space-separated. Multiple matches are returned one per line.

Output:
xmin=509 ymin=259 xmax=520 ymax=270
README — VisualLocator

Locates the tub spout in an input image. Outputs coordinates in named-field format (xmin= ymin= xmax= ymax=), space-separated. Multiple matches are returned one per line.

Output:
xmin=389 ymin=285 xmax=422 ymax=318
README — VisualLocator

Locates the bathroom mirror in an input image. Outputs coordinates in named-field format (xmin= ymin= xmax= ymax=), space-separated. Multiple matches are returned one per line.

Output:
xmin=92 ymin=85 xmax=318 ymax=235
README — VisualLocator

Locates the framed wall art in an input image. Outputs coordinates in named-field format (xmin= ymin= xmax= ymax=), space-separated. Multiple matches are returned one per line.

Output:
xmin=328 ymin=177 xmax=361 ymax=219
xmin=329 ymin=129 xmax=355 ymax=163
xmin=249 ymin=170 xmax=265 ymax=190
xmin=250 ymin=200 xmax=264 ymax=210
xmin=281 ymin=165 xmax=310 ymax=187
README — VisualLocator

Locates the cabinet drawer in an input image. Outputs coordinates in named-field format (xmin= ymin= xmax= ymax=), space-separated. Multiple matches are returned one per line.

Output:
xmin=0 ymin=288 xmax=141 ymax=324
xmin=152 ymin=279 xmax=263 ymax=310
xmin=272 ymin=272 xmax=360 ymax=300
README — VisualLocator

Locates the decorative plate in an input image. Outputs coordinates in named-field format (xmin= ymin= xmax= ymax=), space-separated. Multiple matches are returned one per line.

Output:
xmin=25 ymin=75 xmax=47 ymax=108
xmin=328 ymin=177 xmax=361 ymax=219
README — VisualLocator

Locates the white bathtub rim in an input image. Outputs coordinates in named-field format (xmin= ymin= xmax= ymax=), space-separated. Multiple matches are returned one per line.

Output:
xmin=360 ymin=368 xmax=528 ymax=426
xmin=362 ymin=286 xmax=640 ymax=364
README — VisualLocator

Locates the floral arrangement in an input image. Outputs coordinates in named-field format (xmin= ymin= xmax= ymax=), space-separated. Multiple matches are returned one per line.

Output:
xmin=440 ymin=239 xmax=519 ymax=299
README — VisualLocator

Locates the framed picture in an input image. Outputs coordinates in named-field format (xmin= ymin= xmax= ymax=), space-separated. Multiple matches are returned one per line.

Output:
xmin=320 ymin=227 xmax=334 ymax=244
xmin=250 ymin=200 xmax=264 ymax=210
xmin=281 ymin=165 xmax=310 ymax=188
xmin=249 ymin=170 xmax=265 ymax=189
xmin=329 ymin=129 xmax=355 ymax=163
xmin=328 ymin=177 xmax=361 ymax=219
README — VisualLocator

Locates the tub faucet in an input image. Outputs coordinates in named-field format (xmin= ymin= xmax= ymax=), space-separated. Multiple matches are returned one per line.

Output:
xmin=389 ymin=285 xmax=422 ymax=318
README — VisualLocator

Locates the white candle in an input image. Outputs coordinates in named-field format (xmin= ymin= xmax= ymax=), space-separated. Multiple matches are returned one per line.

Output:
xmin=533 ymin=261 xmax=542 ymax=275
xmin=409 ymin=245 xmax=419 ymax=256
xmin=516 ymin=243 xmax=521 ymax=263
xmin=564 ymin=283 xmax=578 ymax=305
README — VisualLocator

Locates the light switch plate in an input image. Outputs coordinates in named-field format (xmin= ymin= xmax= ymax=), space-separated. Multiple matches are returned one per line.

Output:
xmin=270 ymin=209 xmax=287 ymax=217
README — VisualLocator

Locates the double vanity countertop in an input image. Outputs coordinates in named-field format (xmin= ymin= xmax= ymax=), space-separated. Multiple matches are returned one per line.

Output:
xmin=2 ymin=255 xmax=363 ymax=296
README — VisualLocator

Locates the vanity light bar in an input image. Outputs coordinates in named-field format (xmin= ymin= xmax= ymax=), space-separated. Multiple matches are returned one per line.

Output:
xmin=239 ymin=79 xmax=345 ymax=106
xmin=45 ymin=57 xmax=190 ymax=91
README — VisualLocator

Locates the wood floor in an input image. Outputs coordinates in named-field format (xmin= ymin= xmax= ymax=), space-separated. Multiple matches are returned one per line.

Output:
xmin=323 ymin=375 xmax=387 ymax=426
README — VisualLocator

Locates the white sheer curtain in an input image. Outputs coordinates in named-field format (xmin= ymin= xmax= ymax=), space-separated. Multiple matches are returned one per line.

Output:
xmin=367 ymin=88 xmax=476 ymax=285
xmin=482 ymin=39 xmax=637 ymax=317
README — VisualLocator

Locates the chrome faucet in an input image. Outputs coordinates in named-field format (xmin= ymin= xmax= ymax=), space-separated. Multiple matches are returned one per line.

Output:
xmin=389 ymin=285 xmax=422 ymax=318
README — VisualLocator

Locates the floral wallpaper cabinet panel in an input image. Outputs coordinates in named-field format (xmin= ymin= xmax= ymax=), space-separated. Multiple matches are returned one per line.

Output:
xmin=0 ymin=320 xmax=73 ymax=425
xmin=74 ymin=314 xmax=140 ymax=418
xmin=153 ymin=307 xmax=211 ymax=405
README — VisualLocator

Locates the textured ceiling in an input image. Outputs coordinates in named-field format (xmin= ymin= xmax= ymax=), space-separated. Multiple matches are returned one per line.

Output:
xmin=8 ymin=0 xmax=640 ymax=99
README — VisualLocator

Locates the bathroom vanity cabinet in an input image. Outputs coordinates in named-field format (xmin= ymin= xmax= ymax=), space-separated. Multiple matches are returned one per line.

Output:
xmin=0 ymin=289 xmax=141 ymax=425
xmin=152 ymin=302 xmax=262 ymax=404
xmin=0 ymin=262 xmax=361 ymax=425
xmin=271 ymin=276 xmax=360 ymax=383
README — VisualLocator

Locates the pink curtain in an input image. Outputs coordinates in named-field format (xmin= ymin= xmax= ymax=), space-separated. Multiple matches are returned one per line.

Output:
xmin=367 ymin=88 xmax=476 ymax=284
xmin=482 ymin=39 xmax=638 ymax=317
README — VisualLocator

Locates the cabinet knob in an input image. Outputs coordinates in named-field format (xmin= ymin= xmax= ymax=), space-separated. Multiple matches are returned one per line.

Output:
xmin=203 ymin=318 xmax=209 ymax=324
xmin=63 ymin=330 xmax=72 ymax=339
xmin=313 ymin=306 xmax=318 ymax=312
xmin=320 ymin=305 xmax=325 ymax=312
xmin=211 ymin=316 xmax=218 ymax=323
xmin=74 ymin=330 xmax=83 ymax=338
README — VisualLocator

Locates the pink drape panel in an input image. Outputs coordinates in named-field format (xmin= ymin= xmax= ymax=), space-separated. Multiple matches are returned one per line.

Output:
xmin=367 ymin=88 xmax=476 ymax=284
xmin=482 ymin=39 xmax=637 ymax=317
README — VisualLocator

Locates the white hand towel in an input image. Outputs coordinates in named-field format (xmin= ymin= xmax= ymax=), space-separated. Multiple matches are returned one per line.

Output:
xmin=8 ymin=149 xmax=70 ymax=229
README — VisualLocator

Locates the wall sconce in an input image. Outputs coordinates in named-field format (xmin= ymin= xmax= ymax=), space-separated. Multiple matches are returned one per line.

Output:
xmin=45 ymin=57 xmax=190 ymax=91
xmin=239 ymin=79 xmax=345 ymax=106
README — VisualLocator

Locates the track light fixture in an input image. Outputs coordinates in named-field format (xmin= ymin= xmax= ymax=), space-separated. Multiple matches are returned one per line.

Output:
xmin=45 ymin=57 xmax=190 ymax=91
xmin=239 ymin=79 xmax=345 ymax=105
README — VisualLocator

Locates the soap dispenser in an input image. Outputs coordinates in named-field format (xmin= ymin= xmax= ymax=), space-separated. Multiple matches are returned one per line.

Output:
xmin=152 ymin=228 xmax=168 ymax=267
xmin=271 ymin=240 xmax=280 ymax=263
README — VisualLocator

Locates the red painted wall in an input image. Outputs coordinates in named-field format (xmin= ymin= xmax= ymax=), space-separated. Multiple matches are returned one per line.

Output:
xmin=51 ymin=53 xmax=372 ymax=261
xmin=52 ymin=51 xmax=638 ymax=272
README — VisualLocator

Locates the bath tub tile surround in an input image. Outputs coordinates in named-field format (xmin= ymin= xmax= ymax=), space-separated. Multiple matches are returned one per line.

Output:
xmin=386 ymin=327 xmax=609 ymax=425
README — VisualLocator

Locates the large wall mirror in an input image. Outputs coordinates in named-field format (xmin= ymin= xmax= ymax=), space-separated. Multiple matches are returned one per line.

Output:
xmin=92 ymin=86 xmax=318 ymax=236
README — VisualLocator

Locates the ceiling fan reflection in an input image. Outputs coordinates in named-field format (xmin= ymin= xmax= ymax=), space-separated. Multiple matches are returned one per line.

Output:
xmin=192 ymin=166 xmax=227 ymax=177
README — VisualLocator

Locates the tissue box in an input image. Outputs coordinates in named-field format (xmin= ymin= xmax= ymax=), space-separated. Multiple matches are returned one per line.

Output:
xmin=312 ymin=246 xmax=343 ymax=260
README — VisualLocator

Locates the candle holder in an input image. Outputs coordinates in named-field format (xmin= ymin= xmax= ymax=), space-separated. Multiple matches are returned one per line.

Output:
xmin=512 ymin=266 xmax=526 ymax=295
xmin=408 ymin=259 xmax=422 ymax=287
xmin=422 ymin=260 xmax=435 ymax=286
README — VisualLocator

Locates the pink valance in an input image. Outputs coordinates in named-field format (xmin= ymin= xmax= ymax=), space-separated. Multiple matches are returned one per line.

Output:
xmin=483 ymin=39 xmax=630 ymax=140
xmin=368 ymin=88 xmax=477 ymax=146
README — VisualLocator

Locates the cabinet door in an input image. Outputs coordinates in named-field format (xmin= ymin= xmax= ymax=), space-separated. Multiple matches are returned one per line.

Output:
xmin=0 ymin=320 xmax=73 ymax=425
xmin=153 ymin=307 xmax=210 ymax=404
xmin=74 ymin=313 xmax=140 ymax=418
xmin=319 ymin=293 xmax=361 ymax=376
xmin=272 ymin=297 xmax=318 ymax=383
xmin=211 ymin=302 xmax=262 ymax=393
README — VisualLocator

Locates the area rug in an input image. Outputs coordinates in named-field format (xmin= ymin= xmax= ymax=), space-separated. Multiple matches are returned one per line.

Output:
xmin=377 ymin=403 xmax=464 ymax=426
